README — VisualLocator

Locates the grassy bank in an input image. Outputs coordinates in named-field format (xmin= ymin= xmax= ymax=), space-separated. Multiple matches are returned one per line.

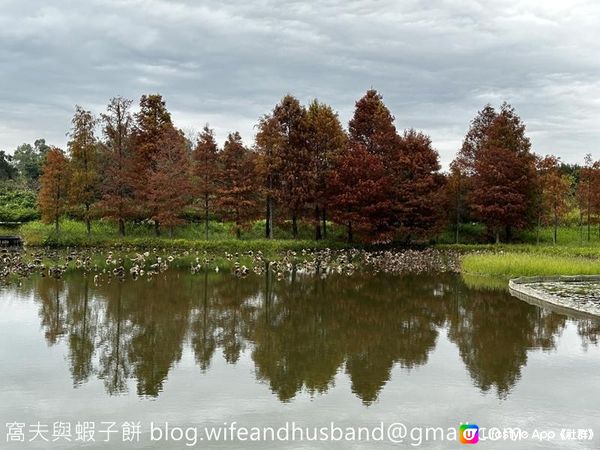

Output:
xmin=461 ymin=252 xmax=600 ymax=278
xmin=6 ymin=219 xmax=600 ymax=280
xmin=1 ymin=219 xmax=350 ymax=251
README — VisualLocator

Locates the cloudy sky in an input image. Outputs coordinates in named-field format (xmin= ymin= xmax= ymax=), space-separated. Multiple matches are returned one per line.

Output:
xmin=1 ymin=0 xmax=599 ymax=166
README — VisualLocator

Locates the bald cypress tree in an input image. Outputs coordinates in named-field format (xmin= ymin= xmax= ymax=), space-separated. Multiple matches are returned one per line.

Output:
xmin=39 ymin=148 xmax=70 ymax=233
xmin=468 ymin=104 xmax=537 ymax=242
xmin=132 ymin=94 xmax=173 ymax=234
xmin=305 ymin=99 xmax=347 ymax=240
xmin=68 ymin=106 xmax=99 ymax=235
xmin=217 ymin=132 xmax=260 ymax=239
xmin=98 ymin=97 xmax=135 ymax=236
xmin=192 ymin=125 xmax=220 ymax=239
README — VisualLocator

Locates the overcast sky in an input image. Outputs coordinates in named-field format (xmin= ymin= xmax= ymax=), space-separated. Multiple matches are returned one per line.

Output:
xmin=1 ymin=0 xmax=599 ymax=167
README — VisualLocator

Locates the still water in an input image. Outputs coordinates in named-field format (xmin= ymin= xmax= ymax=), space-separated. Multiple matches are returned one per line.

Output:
xmin=1 ymin=270 xmax=599 ymax=449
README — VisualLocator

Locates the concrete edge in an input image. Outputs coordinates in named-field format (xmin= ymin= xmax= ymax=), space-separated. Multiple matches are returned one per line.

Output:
xmin=509 ymin=275 xmax=600 ymax=319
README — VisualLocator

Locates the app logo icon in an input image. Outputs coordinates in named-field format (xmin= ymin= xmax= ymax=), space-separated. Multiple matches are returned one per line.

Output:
xmin=459 ymin=424 xmax=479 ymax=444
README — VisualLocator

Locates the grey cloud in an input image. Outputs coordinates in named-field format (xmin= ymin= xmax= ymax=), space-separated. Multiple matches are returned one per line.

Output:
xmin=0 ymin=0 xmax=599 ymax=166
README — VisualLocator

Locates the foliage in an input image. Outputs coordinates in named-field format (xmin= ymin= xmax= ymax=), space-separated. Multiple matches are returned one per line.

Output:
xmin=96 ymin=96 xmax=136 ymax=236
xmin=16 ymin=91 xmax=600 ymax=249
xmin=192 ymin=125 xmax=221 ymax=239
xmin=305 ymin=99 xmax=347 ymax=239
xmin=0 ymin=183 xmax=38 ymax=222
xmin=328 ymin=142 xmax=394 ymax=242
xmin=11 ymin=139 xmax=50 ymax=189
xmin=144 ymin=127 xmax=192 ymax=235
xmin=38 ymin=148 xmax=70 ymax=231
xmin=331 ymin=90 xmax=445 ymax=243
xmin=456 ymin=103 xmax=537 ymax=242
xmin=535 ymin=155 xmax=572 ymax=243
xmin=217 ymin=132 xmax=260 ymax=238
xmin=0 ymin=151 xmax=17 ymax=180
xmin=68 ymin=105 xmax=99 ymax=233
xmin=132 ymin=94 xmax=173 ymax=222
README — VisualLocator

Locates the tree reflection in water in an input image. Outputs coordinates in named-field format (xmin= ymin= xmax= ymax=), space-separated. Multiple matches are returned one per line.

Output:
xmin=22 ymin=269 xmax=600 ymax=404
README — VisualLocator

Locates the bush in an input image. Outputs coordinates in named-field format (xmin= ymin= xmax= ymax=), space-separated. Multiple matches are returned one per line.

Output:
xmin=0 ymin=184 xmax=39 ymax=222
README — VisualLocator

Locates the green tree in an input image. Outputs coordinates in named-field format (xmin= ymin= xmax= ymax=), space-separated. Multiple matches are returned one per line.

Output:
xmin=12 ymin=139 xmax=49 ymax=189
xmin=0 ymin=150 xmax=16 ymax=180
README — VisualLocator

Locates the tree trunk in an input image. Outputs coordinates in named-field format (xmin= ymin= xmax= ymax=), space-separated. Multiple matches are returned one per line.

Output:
xmin=55 ymin=217 xmax=59 ymax=233
xmin=315 ymin=206 xmax=322 ymax=240
xmin=169 ymin=226 xmax=174 ymax=238
xmin=154 ymin=221 xmax=160 ymax=236
xmin=553 ymin=219 xmax=558 ymax=245
xmin=85 ymin=203 xmax=91 ymax=236
xmin=322 ymin=209 xmax=327 ymax=239
xmin=118 ymin=218 xmax=125 ymax=237
xmin=347 ymin=221 xmax=353 ymax=243
xmin=292 ymin=213 xmax=298 ymax=239
xmin=495 ymin=230 xmax=500 ymax=244
xmin=455 ymin=191 xmax=460 ymax=244
xmin=536 ymin=215 xmax=541 ymax=245
xmin=587 ymin=208 xmax=591 ymax=241
xmin=236 ymin=225 xmax=241 ymax=240
xmin=580 ymin=212 xmax=583 ymax=246
xmin=204 ymin=193 xmax=209 ymax=240
xmin=265 ymin=195 xmax=273 ymax=239
xmin=505 ymin=224 xmax=512 ymax=243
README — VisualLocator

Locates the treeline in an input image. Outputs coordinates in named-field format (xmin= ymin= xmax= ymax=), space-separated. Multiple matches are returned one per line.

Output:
xmin=2 ymin=90 xmax=598 ymax=243
xmin=35 ymin=91 xmax=444 ymax=242
xmin=447 ymin=103 xmax=600 ymax=244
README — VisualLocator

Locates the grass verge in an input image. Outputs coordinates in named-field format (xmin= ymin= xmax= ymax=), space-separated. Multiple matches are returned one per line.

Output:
xmin=461 ymin=252 xmax=600 ymax=278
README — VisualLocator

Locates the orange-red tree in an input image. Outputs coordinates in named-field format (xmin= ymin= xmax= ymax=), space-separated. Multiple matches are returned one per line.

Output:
xmin=144 ymin=127 xmax=192 ymax=237
xmin=394 ymin=129 xmax=445 ymax=241
xmin=270 ymin=95 xmax=310 ymax=239
xmin=341 ymin=90 xmax=400 ymax=241
xmin=132 ymin=94 xmax=173 ymax=232
xmin=451 ymin=104 xmax=500 ymax=232
xmin=328 ymin=142 xmax=394 ymax=242
xmin=444 ymin=161 xmax=470 ymax=244
xmin=98 ymin=96 xmax=135 ymax=236
xmin=305 ymin=99 xmax=347 ymax=239
xmin=192 ymin=125 xmax=220 ymax=239
xmin=536 ymin=155 xmax=572 ymax=244
xmin=455 ymin=104 xmax=497 ymax=173
xmin=577 ymin=154 xmax=600 ymax=241
xmin=467 ymin=104 xmax=537 ymax=242
xmin=38 ymin=148 xmax=71 ymax=232
xmin=217 ymin=132 xmax=260 ymax=238
xmin=348 ymin=89 xmax=399 ymax=156
xmin=68 ymin=106 xmax=98 ymax=235
xmin=255 ymin=114 xmax=284 ymax=239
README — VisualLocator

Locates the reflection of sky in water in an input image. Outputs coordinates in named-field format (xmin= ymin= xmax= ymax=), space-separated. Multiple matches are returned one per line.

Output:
xmin=0 ymin=271 xmax=599 ymax=449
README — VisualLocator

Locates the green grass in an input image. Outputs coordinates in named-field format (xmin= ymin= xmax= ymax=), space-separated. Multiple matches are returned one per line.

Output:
xmin=461 ymin=252 xmax=600 ymax=278
xmin=8 ymin=219 xmax=350 ymax=251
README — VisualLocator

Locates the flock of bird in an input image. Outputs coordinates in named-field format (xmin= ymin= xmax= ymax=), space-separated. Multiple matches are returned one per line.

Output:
xmin=0 ymin=246 xmax=460 ymax=286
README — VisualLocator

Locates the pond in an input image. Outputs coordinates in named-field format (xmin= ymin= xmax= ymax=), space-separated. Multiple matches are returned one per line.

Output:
xmin=1 ymin=270 xmax=599 ymax=449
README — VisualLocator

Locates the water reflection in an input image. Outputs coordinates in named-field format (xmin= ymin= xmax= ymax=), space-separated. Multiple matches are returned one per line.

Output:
xmin=11 ymin=270 xmax=600 ymax=404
